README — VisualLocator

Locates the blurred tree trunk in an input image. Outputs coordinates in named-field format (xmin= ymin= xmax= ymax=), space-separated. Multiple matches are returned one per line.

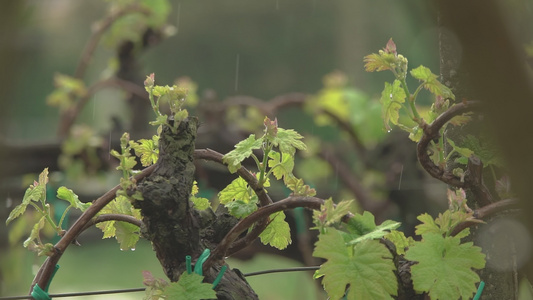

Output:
xmin=437 ymin=0 xmax=531 ymax=299
xmin=0 ymin=2 xmax=31 ymax=295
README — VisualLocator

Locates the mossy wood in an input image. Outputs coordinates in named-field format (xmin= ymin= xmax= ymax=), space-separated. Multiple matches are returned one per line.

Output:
xmin=134 ymin=117 xmax=258 ymax=299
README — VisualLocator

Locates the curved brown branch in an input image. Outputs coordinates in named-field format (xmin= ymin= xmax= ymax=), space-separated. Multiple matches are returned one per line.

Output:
xmin=81 ymin=213 xmax=143 ymax=232
xmin=465 ymin=155 xmax=493 ymax=206
xmin=267 ymin=92 xmax=307 ymax=113
xmin=321 ymin=110 xmax=367 ymax=161
xmin=74 ymin=4 xmax=150 ymax=79
xmin=451 ymin=198 xmax=520 ymax=236
xmin=194 ymin=148 xmax=272 ymax=206
xmin=31 ymin=164 xmax=156 ymax=294
xmin=194 ymin=148 xmax=273 ymax=254
xmin=319 ymin=148 xmax=382 ymax=213
xmin=203 ymin=196 xmax=326 ymax=272
xmin=416 ymin=101 xmax=481 ymax=187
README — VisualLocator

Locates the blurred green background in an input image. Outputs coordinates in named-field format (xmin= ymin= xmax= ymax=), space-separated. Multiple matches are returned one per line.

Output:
xmin=0 ymin=0 xmax=439 ymax=298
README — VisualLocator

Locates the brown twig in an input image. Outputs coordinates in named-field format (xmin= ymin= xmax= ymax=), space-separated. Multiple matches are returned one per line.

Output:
xmin=416 ymin=101 xmax=481 ymax=187
xmin=319 ymin=148 xmax=380 ymax=212
xmin=465 ymin=155 xmax=493 ymax=206
xmin=30 ymin=164 xmax=156 ymax=295
xmin=320 ymin=110 xmax=367 ymax=161
xmin=194 ymin=148 xmax=273 ymax=255
xmin=267 ymin=92 xmax=307 ymax=112
xmin=194 ymin=148 xmax=272 ymax=206
xmin=81 ymin=213 xmax=143 ymax=232
xmin=203 ymin=196 xmax=326 ymax=272
xmin=451 ymin=198 xmax=520 ymax=236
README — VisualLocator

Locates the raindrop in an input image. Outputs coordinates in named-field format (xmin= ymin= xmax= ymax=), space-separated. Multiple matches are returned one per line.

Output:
xmin=387 ymin=129 xmax=392 ymax=133
xmin=120 ymin=248 xmax=124 ymax=251
xmin=32 ymin=264 xmax=40 ymax=274
xmin=234 ymin=54 xmax=240 ymax=92
xmin=176 ymin=3 xmax=181 ymax=35
xmin=131 ymin=248 xmax=136 ymax=251
xmin=108 ymin=132 xmax=112 ymax=160
xmin=6 ymin=196 xmax=12 ymax=208
xmin=389 ymin=93 xmax=393 ymax=99
xmin=398 ymin=164 xmax=404 ymax=190
xmin=92 ymin=95 xmax=96 ymax=121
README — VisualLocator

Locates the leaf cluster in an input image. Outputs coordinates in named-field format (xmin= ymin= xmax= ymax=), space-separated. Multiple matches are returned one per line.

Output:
xmin=46 ymin=73 xmax=87 ymax=111
xmin=312 ymin=198 xmax=486 ymax=300
xmin=110 ymin=132 xmax=143 ymax=201
xmin=144 ymin=73 xmax=190 ymax=134
xmin=96 ymin=195 xmax=141 ymax=250
xmin=58 ymin=125 xmax=104 ymax=179
xmin=6 ymin=169 xmax=91 ymax=256
xmin=218 ymin=117 xmax=312 ymax=249
xmin=364 ymin=39 xmax=457 ymax=145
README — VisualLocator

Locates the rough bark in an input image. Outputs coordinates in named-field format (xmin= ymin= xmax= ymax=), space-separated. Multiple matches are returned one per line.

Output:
xmin=134 ymin=117 xmax=258 ymax=299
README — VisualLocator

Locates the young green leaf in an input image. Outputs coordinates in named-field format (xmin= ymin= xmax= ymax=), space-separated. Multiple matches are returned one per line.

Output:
xmin=38 ymin=168 xmax=49 ymax=187
xmin=345 ymin=220 xmax=401 ymax=246
xmin=130 ymin=135 xmax=159 ymax=167
xmin=149 ymin=114 xmax=168 ymax=128
xmin=56 ymin=186 xmax=91 ymax=211
xmin=114 ymin=221 xmax=140 ymax=251
xmin=405 ymin=233 xmax=485 ymax=300
xmin=5 ymin=203 xmax=28 ymax=226
xmin=259 ymin=212 xmax=292 ymax=250
xmin=97 ymin=220 xmax=116 ymax=239
xmin=190 ymin=181 xmax=210 ymax=210
xmin=162 ymin=273 xmax=216 ymax=300
xmin=6 ymin=169 xmax=48 ymax=225
xmin=285 ymin=176 xmax=316 ymax=197
xmin=5 ymin=184 xmax=45 ymax=225
xmin=410 ymin=66 xmax=455 ymax=100
xmin=223 ymin=134 xmax=263 ymax=173
xmin=408 ymin=125 xmax=423 ymax=142
xmin=380 ymin=80 xmax=406 ymax=131
xmin=447 ymin=138 xmax=474 ymax=163
xmin=272 ymin=128 xmax=306 ymax=155
xmin=218 ymin=177 xmax=251 ymax=205
xmin=313 ymin=198 xmax=353 ymax=228
xmin=384 ymin=230 xmax=415 ymax=255
xmin=142 ymin=270 xmax=168 ymax=300
xmin=414 ymin=213 xmax=442 ymax=236
xmin=96 ymin=196 xmax=142 ymax=246
xmin=23 ymin=215 xmax=46 ymax=248
xmin=345 ymin=211 xmax=379 ymax=236
xmin=190 ymin=196 xmax=210 ymax=210
xmin=363 ymin=52 xmax=397 ymax=72
xmin=267 ymin=151 xmax=294 ymax=180
xmin=225 ymin=198 xmax=258 ymax=218
xmin=314 ymin=228 xmax=397 ymax=299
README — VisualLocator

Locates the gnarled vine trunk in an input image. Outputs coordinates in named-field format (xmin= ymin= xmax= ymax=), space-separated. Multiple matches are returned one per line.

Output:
xmin=134 ymin=117 xmax=258 ymax=299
